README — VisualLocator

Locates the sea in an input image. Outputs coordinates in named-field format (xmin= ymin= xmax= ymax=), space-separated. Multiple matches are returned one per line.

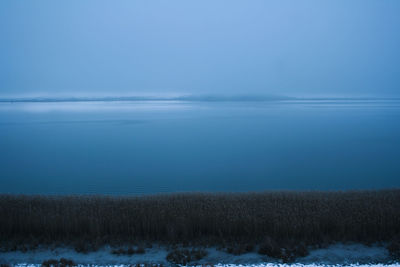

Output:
xmin=1 ymin=99 xmax=399 ymax=195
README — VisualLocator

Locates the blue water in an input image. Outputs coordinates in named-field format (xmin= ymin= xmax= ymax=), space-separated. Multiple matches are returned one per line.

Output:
xmin=0 ymin=100 xmax=399 ymax=194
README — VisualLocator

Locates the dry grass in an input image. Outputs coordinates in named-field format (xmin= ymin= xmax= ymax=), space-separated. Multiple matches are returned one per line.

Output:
xmin=0 ymin=190 xmax=399 ymax=252
xmin=41 ymin=258 xmax=76 ymax=267
xmin=166 ymin=248 xmax=208 ymax=265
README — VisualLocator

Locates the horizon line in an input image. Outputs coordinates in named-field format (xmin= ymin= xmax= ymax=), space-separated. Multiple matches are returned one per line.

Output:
xmin=1 ymin=94 xmax=400 ymax=103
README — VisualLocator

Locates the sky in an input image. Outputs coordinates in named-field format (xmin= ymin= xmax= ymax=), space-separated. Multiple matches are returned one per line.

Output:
xmin=0 ymin=0 xmax=400 ymax=98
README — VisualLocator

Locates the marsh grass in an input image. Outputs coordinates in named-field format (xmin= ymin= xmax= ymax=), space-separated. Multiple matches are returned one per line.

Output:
xmin=41 ymin=258 xmax=76 ymax=267
xmin=387 ymin=236 xmax=400 ymax=260
xmin=166 ymin=248 xmax=208 ymax=265
xmin=1 ymin=190 xmax=399 ymax=259
xmin=111 ymin=246 xmax=145 ymax=255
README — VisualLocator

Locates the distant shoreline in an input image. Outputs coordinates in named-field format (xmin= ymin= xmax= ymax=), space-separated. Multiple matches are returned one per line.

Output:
xmin=1 ymin=96 xmax=399 ymax=103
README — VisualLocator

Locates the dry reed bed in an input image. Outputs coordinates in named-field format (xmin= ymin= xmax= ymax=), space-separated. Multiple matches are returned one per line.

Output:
xmin=0 ymin=190 xmax=399 ymax=248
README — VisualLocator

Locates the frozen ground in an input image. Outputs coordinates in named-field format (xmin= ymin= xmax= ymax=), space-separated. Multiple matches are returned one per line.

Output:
xmin=5 ymin=263 xmax=400 ymax=267
xmin=0 ymin=243 xmax=396 ymax=266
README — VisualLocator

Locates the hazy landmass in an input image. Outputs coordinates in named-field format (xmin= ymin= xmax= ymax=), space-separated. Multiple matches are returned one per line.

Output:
xmin=1 ymin=94 xmax=399 ymax=103
xmin=0 ymin=94 xmax=292 ymax=103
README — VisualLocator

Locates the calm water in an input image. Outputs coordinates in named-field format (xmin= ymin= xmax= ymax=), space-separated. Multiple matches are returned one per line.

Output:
xmin=0 ymin=100 xmax=399 ymax=194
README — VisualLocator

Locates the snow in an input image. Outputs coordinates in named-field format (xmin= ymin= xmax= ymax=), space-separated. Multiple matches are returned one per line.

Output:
xmin=7 ymin=264 xmax=400 ymax=267
xmin=212 ymin=264 xmax=400 ymax=267
xmin=0 ymin=243 xmax=398 ymax=266
xmin=300 ymin=244 xmax=390 ymax=264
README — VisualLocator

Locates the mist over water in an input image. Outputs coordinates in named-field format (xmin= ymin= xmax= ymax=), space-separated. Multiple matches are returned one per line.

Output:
xmin=2 ymin=1 xmax=400 ymax=195
xmin=1 ymin=99 xmax=399 ymax=195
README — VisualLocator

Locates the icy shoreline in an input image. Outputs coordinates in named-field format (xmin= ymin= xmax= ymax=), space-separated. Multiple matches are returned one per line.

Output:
xmin=6 ymin=264 xmax=400 ymax=267
xmin=0 ymin=244 xmax=397 ymax=266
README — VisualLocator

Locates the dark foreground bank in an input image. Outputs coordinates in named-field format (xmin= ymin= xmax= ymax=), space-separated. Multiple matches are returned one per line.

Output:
xmin=1 ymin=190 xmax=400 ymax=263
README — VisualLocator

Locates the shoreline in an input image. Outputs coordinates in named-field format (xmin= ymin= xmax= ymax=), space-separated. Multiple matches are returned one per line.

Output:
xmin=0 ymin=243 xmax=396 ymax=266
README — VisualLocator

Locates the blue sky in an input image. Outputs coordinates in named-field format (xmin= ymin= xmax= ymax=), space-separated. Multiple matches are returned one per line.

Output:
xmin=1 ymin=0 xmax=400 ymax=97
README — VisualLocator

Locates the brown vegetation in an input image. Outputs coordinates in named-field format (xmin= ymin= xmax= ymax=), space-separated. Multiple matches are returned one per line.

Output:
xmin=258 ymin=237 xmax=309 ymax=262
xmin=166 ymin=248 xmax=207 ymax=265
xmin=387 ymin=236 xmax=400 ymax=260
xmin=0 ymin=190 xmax=399 ymax=259
xmin=111 ymin=246 xmax=146 ymax=255
xmin=41 ymin=258 xmax=76 ymax=267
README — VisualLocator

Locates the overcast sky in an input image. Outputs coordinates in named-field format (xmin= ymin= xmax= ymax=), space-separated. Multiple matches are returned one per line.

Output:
xmin=1 ymin=0 xmax=399 ymax=97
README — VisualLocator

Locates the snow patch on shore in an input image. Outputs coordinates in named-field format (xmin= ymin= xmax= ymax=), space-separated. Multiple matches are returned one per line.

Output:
xmin=0 ymin=243 xmax=397 ymax=266
xmin=212 ymin=265 xmax=400 ymax=267
xmin=7 ymin=264 xmax=400 ymax=267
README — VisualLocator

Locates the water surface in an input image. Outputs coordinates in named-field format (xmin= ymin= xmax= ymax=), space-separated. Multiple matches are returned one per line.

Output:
xmin=0 ymin=100 xmax=399 ymax=194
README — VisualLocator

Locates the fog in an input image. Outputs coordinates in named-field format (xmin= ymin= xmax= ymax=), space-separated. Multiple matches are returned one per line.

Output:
xmin=1 ymin=0 xmax=400 ymax=98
